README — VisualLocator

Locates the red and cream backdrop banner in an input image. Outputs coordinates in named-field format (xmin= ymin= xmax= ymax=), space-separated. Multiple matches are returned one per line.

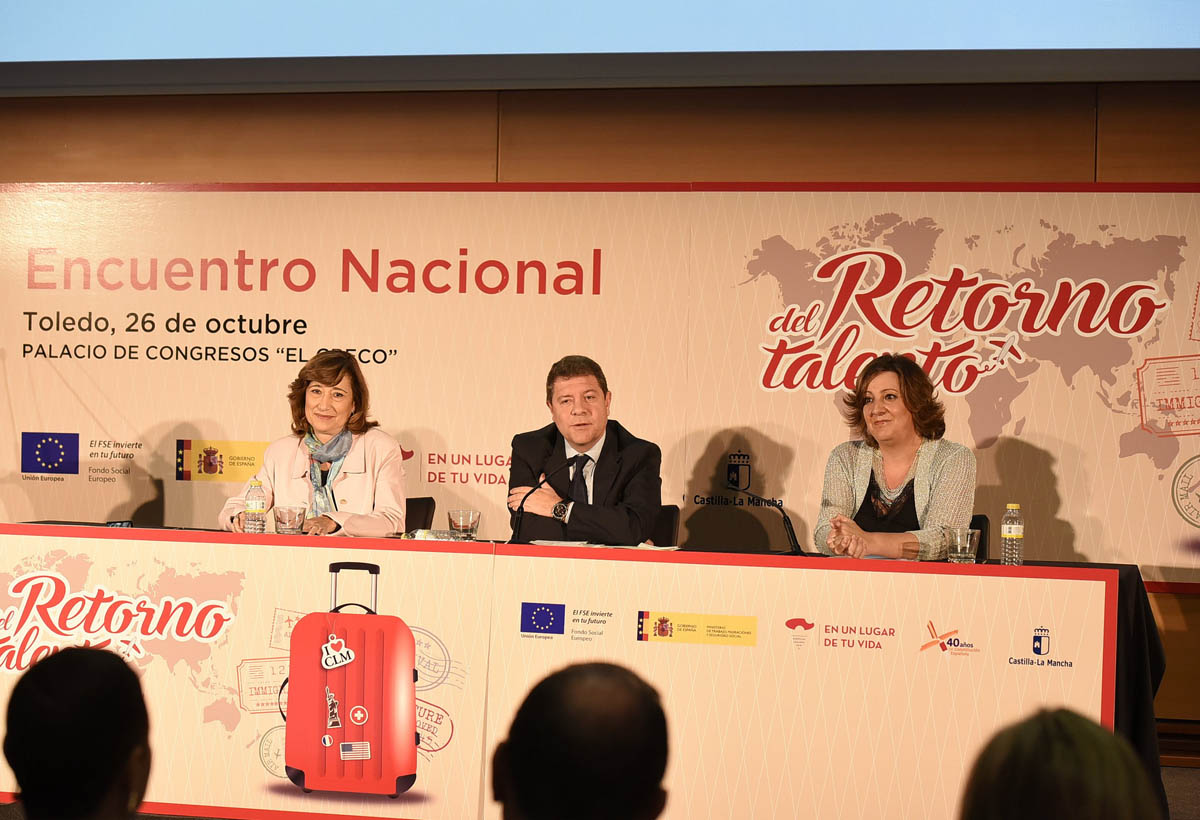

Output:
xmin=0 ymin=526 xmax=1116 ymax=820
xmin=0 ymin=526 xmax=494 ymax=819
xmin=0 ymin=184 xmax=1197 ymax=581
xmin=486 ymin=545 xmax=1116 ymax=820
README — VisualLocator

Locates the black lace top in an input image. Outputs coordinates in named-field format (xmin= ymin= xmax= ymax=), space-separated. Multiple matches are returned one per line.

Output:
xmin=853 ymin=475 xmax=920 ymax=533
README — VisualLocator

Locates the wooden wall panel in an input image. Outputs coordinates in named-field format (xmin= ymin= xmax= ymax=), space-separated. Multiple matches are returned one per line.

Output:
xmin=497 ymin=85 xmax=1098 ymax=182
xmin=1149 ymin=591 xmax=1200 ymax=722
xmin=1098 ymin=83 xmax=1200 ymax=182
xmin=0 ymin=92 xmax=500 ymax=182
xmin=3 ymin=83 xmax=1197 ymax=184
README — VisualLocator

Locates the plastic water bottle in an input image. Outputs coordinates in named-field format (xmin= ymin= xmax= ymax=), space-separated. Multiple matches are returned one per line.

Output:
xmin=1001 ymin=503 xmax=1024 ymax=566
xmin=245 ymin=480 xmax=267 ymax=534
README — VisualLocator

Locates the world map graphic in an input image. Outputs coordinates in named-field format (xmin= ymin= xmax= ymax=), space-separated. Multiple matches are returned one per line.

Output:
xmin=745 ymin=213 xmax=1188 ymax=471
xmin=0 ymin=549 xmax=245 ymax=732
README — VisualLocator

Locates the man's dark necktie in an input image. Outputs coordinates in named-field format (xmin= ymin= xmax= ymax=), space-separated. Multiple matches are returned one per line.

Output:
xmin=569 ymin=454 xmax=590 ymax=505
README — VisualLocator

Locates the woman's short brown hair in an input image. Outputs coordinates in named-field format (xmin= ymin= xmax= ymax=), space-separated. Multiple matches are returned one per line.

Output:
xmin=841 ymin=353 xmax=945 ymax=446
xmin=286 ymin=349 xmax=379 ymax=437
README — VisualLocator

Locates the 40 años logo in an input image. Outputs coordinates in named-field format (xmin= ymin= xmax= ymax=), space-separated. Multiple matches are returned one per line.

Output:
xmin=919 ymin=620 xmax=979 ymax=656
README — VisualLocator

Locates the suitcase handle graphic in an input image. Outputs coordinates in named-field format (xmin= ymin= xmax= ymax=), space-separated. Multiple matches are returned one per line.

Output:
xmin=331 ymin=602 xmax=376 ymax=615
xmin=329 ymin=561 xmax=380 ymax=575
xmin=329 ymin=562 xmax=380 ymax=613
xmin=277 ymin=564 xmax=382 ymax=724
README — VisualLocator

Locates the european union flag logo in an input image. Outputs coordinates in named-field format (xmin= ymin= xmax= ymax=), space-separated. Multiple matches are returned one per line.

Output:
xmin=520 ymin=602 xmax=566 ymax=634
xmin=21 ymin=432 xmax=79 ymax=474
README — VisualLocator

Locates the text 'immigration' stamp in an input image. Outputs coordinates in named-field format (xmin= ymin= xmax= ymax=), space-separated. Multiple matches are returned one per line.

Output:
xmin=237 ymin=657 xmax=289 ymax=714
xmin=1137 ymin=356 xmax=1200 ymax=437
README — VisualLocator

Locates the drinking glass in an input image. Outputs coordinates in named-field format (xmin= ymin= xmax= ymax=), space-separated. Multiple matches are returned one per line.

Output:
xmin=447 ymin=509 xmax=481 ymax=539
xmin=944 ymin=526 xmax=980 ymax=564
xmin=273 ymin=505 xmax=306 ymax=535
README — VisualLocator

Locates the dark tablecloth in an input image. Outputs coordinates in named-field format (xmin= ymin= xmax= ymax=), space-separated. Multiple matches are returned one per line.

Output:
xmin=989 ymin=560 xmax=1168 ymax=817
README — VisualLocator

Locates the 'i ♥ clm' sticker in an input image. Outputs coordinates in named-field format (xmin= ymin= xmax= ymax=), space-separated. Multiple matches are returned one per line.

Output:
xmin=320 ymin=634 xmax=356 ymax=670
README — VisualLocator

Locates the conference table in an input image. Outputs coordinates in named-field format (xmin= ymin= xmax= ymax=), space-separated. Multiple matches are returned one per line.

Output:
xmin=981 ymin=558 xmax=1167 ymax=816
xmin=0 ymin=523 xmax=1160 ymax=820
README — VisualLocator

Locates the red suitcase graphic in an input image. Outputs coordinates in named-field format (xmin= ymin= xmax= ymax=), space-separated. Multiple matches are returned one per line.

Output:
xmin=283 ymin=561 xmax=418 ymax=797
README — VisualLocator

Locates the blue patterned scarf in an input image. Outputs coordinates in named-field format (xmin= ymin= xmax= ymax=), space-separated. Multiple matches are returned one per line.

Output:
xmin=305 ymin=430 xmax=352 ymax=516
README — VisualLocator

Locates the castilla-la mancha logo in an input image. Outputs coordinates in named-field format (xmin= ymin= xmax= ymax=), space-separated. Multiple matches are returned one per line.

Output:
xmin=726 ymin=451 xmax=751 ymax=491
xmin=1032 ymin=626 xmax=1051 ymax=656
xmin=758 ymin=248 xmax=1169 ymax=395
xmin=0 ymin=571 xmax=236 ymax=672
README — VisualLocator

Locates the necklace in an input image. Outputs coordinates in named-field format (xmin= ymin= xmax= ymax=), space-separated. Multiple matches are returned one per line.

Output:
xmin=873 ymin=441 xmax=923 ymax=498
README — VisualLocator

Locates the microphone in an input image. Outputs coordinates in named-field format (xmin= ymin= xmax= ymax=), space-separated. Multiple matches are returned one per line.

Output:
xmin=509 ymin=456 xmax=580 ymax=545
xmin=725 ymin=478 xmax=808 ymax=555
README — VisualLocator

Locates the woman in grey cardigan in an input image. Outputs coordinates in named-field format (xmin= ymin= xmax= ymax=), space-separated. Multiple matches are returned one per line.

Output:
xmin=814 ymin=354 xmax=976 ymax=560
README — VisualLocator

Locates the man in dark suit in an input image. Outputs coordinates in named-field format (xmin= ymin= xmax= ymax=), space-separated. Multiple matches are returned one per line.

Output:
xmin=507 ymin=355 xmax=661 ymax=545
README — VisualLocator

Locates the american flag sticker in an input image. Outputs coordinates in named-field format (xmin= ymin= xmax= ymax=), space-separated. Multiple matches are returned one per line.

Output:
xmin=339 ymin=741 xmax=371 ymax=761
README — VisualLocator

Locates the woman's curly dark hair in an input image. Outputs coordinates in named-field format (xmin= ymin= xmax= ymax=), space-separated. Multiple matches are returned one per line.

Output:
xmin=841 ymin=354 xmax=945 ymax=447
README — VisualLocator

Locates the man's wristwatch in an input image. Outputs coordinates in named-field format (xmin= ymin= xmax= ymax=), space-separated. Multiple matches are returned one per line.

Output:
xmin=552 ymin=501 xmax=569 ymax=523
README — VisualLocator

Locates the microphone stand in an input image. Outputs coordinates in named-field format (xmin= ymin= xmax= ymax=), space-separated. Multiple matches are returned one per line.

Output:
xmin=728 ymin=485 xmax=807 ymax=555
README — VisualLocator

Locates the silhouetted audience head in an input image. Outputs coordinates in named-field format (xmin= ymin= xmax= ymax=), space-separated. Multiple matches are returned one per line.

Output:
xmin=493 ymin=662 xmax=668 ymax=820
xmin=4 ymin=647 xmax=151 ymax=820
xmin=960 ymin=708 xmax=1160 ymax=820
